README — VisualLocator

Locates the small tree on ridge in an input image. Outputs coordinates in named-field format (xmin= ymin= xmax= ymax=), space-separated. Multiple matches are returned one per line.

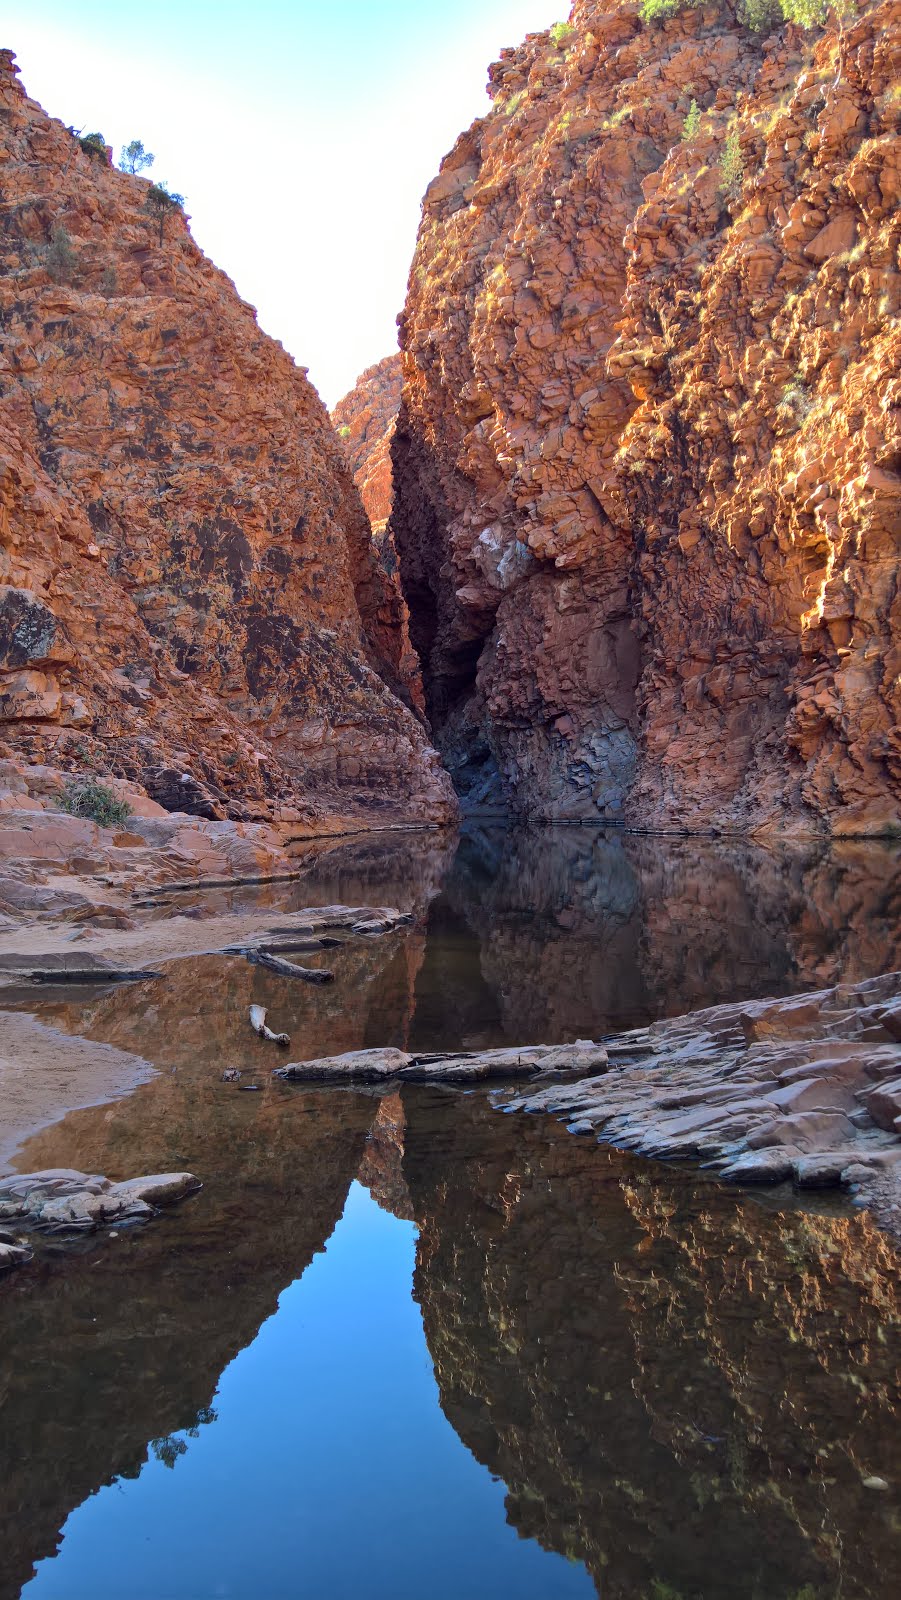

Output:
xmin=143 ymin=180 xmax=185 ymax=246
xmin=119 ymin=139 xmax=155 ymax=175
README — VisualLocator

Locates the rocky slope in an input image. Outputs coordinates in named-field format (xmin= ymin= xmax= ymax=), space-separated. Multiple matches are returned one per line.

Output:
xmin=0 ymin=52 xmax=453 ymax=828
xmin=391 ymin=0 xmax=900 ymax=832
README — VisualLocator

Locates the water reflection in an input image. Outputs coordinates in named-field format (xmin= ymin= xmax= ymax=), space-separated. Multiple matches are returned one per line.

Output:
xmin=417 ymin=825 xmax=901 ymax=1043
xmin=404 ymin=1089 xmax=901 ymax=1600
xmin=1 ymin=826 xmax=900 ymax=1597
xmin=2 ymin=1084 xmax=899 ymax=1600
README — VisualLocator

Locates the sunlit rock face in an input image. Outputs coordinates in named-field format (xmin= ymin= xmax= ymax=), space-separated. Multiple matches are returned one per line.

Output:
xmin=404 ymin=1089 xmax=901 ymax=1600
xmin=392 ymin=0 xmax=900 ymax=831
xmin=0 ymin=53 xmax=454 ymax=829
xmin=332 ymin=356 xmax=403 ymax=535
xmin=332 ymin=356 xmax=424 ymax=714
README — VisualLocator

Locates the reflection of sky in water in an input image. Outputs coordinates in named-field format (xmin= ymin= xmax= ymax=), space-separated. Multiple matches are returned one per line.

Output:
xmin=5 ymin=825 xmax=901 ymax=1600
xmin=22 ymin=1182 xmax=592 ymax=1600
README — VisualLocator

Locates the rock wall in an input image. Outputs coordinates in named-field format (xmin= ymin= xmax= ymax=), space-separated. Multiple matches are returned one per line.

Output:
xmin=0 ymin=53 xmax=454 ymax=827
xmin=332 ymin=354 xmax=402 ymax=533
xmin=332 ymin=355 xmax=423 ymax=713
xmin=391 ymin=0 xmax=900 ymax=833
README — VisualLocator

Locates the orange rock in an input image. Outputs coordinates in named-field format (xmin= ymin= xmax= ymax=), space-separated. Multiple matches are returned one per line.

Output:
xmin=391 ymin=1 xmax=901 ymax=831
xmin=0 ymin=52 xmax=455 ymax=830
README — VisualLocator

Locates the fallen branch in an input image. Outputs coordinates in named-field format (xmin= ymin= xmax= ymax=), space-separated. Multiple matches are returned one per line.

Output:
xmin=249 ymin=1004 xmax=290 ymax=1046
xmin=246 ymin=950 xmax=334 ymax=985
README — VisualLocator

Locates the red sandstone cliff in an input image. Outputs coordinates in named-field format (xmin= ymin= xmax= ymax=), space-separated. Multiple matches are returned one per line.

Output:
xmin=332 ymin=355 xmax=423 ymax=712
xmin=391 ymin=0 xmax=900 ymax=835
xmin=0 ymin=52 xmax=454 ymax=827
xmin=332 ymin=354 xmax=402 ymax=533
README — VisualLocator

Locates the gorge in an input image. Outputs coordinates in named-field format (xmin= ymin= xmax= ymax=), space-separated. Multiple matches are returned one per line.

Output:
xmin=1 ymin=5 xmax=900 ymax=1593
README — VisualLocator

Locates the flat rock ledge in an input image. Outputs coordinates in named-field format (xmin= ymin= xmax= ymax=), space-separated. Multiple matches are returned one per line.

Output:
xmin=499 ymin=972 xmax=901 ymax=1239
xmin=274 ymin=1041 xmax=608 ymax=1085
xmin=227 ymin=905 xmax=415 ymax=953
xmin=0 ymin=1168 xmax=200 ymax=1273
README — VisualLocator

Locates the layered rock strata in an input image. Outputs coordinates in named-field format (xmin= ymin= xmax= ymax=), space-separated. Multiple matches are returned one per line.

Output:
xmin=0 ymin=53 xmax=453 ymax=827
xmin=392 ymin=0 xmax=900 ymax=832
xmin=506 ymin=967 xmax=901 ymax=1234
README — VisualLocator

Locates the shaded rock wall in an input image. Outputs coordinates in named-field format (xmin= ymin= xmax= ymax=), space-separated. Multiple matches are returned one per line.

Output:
xmin=391 ymin=0 xmax=900 ymax=832
xmin=0 ymin=53 xmax=454 ymax=826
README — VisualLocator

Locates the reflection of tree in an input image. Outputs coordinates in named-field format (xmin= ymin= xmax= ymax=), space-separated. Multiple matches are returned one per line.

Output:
xmin=150 ymin=1404 xmax=218 ymax=1470
xmin=150 ymin=1435 xmax=187 ymax=1470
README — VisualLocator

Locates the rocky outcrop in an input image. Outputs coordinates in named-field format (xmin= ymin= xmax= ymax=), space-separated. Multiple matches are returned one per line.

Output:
xmin=0 ymin=53 xmax=454 ymax=828
xmin=506 ymin=968 xmax=901 ymax=1234
xmin=332 ymin=355 xmax=402 ymax=533
xmin=274 ymin=1038 xmax=607 ymax=1083
xmin=392 ymin=1 xmax=900 ymax=832
xmin=332 ymin=356 xmax=423 ymax=714
xmin=0 ymin=1167 xmax=199 ymax=1269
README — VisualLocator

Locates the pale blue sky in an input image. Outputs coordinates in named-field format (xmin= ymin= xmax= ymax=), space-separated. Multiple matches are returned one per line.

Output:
xmin=9 ymin=0 xmax=565 ymax=406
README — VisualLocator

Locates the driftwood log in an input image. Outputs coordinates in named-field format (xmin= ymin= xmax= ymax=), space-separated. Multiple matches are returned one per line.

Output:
xmin=249 ymin=1004 xmax=290 ymax=1046
xmin=245 ymin=949 xmax=334 ymax=984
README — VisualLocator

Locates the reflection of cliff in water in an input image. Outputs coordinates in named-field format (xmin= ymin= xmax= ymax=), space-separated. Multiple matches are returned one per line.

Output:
xmin=430 ymin=826 xmax=901 ymax=1042
xmin=403 ymin=1089 xmax=901 ymax=1600
xmin=0 ymin=925 xmax=431 ymax=1600
xmin=0 ymin=1088 xmax=373 ymax=1600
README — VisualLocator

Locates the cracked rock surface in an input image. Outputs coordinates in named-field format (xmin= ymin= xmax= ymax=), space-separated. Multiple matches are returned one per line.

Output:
xmin=502 ymin=969 xmax=901 ymax=1237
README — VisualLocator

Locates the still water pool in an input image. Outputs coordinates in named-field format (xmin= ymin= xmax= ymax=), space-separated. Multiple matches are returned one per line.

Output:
xmin=2 ymin=826 xmax=900 ymax=1599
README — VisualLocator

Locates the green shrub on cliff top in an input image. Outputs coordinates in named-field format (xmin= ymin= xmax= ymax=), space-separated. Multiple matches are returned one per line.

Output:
xmin=78 ymin=131 xmax=108 ymax=160
xmin=640 ymin=0 xmax=850 ymax=26
xmin=60 ymin=779 xmax=132 ymax=828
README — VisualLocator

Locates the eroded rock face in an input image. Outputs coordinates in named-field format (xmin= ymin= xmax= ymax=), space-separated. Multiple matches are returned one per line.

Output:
xmin=332 ymin=356 xmax=403 ymax=533
xmin=332 ymin=356 xmax=423 ymax=713
xmin=0 ymin=53 xmax=454 ymax=827
xmin=392 ymin=1 xmax=900 ymax=830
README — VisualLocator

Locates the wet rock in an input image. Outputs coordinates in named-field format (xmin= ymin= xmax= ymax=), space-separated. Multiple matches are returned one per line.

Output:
xmin=0 ymin=1238 xmax=33 ymax=1272
xmin=275 ymin=1048 xmax=413 ymax=1084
